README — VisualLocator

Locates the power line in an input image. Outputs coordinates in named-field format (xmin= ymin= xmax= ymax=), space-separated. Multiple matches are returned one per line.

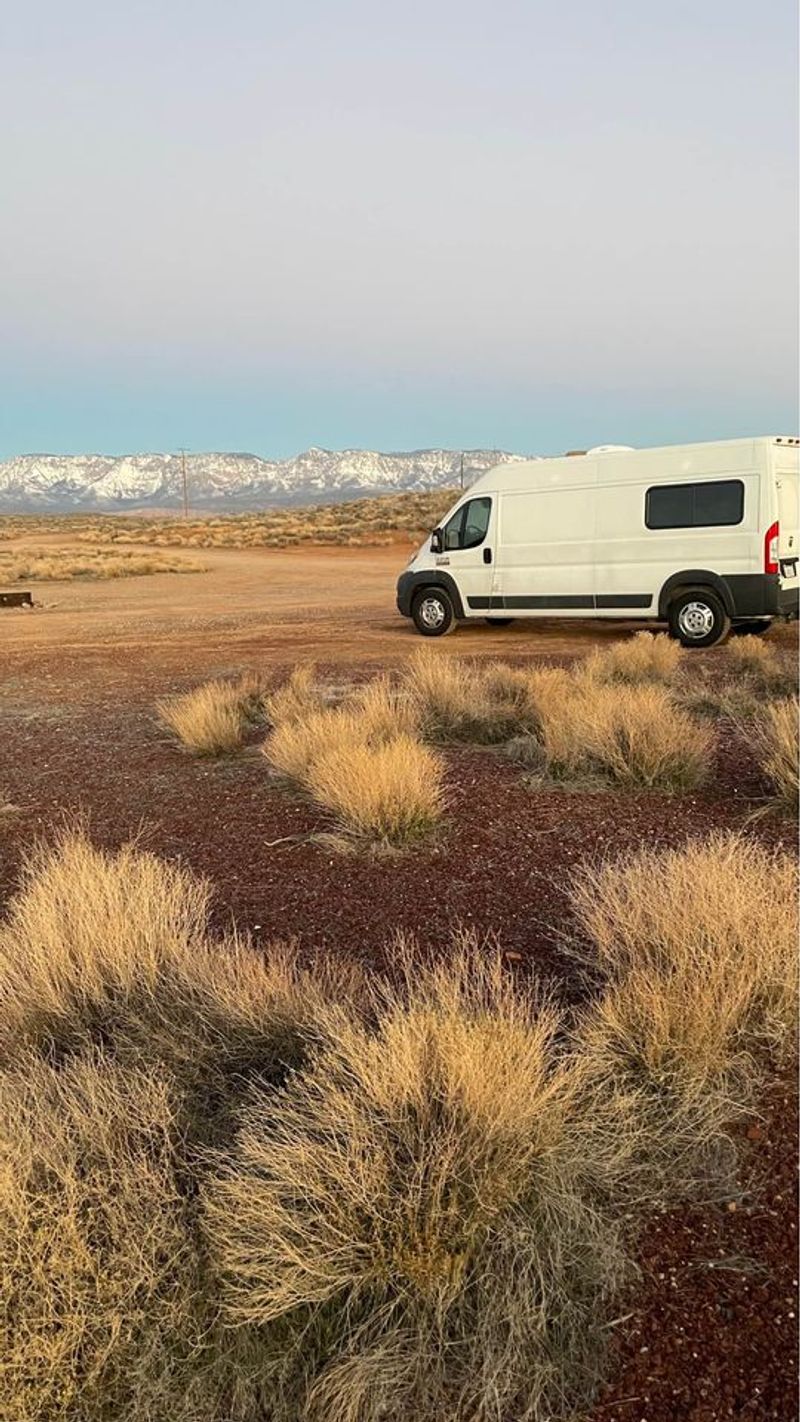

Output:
xmin=178 ymin=449 xmax=189 ymax=519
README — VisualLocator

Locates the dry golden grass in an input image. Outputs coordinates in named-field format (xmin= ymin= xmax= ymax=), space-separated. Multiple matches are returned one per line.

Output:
xmin=0 ymin=547 xmax=206 ymax=581
xmin=263 ymin=663 xmax=329 ymax=726
xmin=529 ymin=681 xmax=712 ymax=790
xmin=157 ymin=674 xmax=266 ymax=755
xmin=405 ymin=648 xmax=541 ymax=743
xmin=0 ymin=825 xmax=794 ymax=1421
xmin=749 ymin=696 xmax=799 ymax=811
xmin=0 ymin=831 xmax=362 ymax=1144
xmin=206 ymin=937 xmax=633 ymax=1422
xmin=570 ymin=834 xmax=798 ymax=1202
xmin=264 ymin=675 xmax=441 ymax=846
xmin=68 ymin=490 xmax=458 ymax=550
xmin=582 ymin=632 xmax=683 ymax=686
xmin=405 ymin=653 xmax=709 ymax=789
xmin=0 ymin=1052 xmax=222 ymax=1422
xmin=308 ymin=734 xmax=443 ymax=845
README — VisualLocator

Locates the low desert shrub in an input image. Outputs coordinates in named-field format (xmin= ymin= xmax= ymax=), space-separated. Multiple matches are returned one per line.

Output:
xmin=749 ymin=696 xmax=799 ymax=811
xmin=157 ymin=674 xmax=266 ymax=755
xmin=264 ymin=676 xmax=443 ymax=847
xmin=570 ymin=834 xmax=798 ymax=1201
xmin=0 ymin=830 xmax=359 ymax=1142
xmin=0 ymin=1051 xmax=236 ymax=1422
xmin=725 ymin=634 xmax=797 ymax=693
xmin=206 ymin=940 xmax=633 ymax=1422
xmin=263 ymin=663 xmax=329 ymax=727
xmin=0 ymin=548 xmax=206 ymax=581
xmin=307 ymin=734 xmax=443 ymax=845
xmin=405 ymin=649 xmax=541 ymax=743
xmin=582 ymin=632 xmax=683 ymax=686
xmin=530 ymin=682 xmax=712 ymax=791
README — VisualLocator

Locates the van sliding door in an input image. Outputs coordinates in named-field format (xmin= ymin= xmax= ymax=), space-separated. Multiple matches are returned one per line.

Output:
xmin=493 ymin=471 xmax=598 ymax=616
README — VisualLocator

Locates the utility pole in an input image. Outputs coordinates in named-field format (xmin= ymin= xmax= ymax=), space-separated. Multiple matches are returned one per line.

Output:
xmin=179 ymin=448 xmax=189 ymax=519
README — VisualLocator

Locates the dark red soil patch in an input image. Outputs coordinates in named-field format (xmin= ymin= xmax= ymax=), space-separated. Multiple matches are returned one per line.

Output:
xmin=0 ymin=680 xmax=797 ymax=1420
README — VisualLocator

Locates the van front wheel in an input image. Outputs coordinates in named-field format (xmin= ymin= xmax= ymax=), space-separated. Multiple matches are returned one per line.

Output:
xmin=411 ymin=586 xmax=456 ymax=637
xmin=668 ymin=588 xmax=730 ymax=648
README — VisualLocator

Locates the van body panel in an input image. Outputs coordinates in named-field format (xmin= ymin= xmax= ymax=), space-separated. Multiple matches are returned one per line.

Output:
xmin=493 ymin=462 xmax=598 ymax=615
xmin=397 ymin=437 xmax=800 ymax=629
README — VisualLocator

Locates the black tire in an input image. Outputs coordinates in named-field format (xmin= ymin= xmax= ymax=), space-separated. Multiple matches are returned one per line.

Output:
xmin=732 ymin=619 xmax=772 ymax=636
xmin=485 ymin=617 xmax=512 ymax=626
xmin=411 ymin=586 xmax=456 ymax=637
xmin=667 ymin=587 xmax=731 ymax=648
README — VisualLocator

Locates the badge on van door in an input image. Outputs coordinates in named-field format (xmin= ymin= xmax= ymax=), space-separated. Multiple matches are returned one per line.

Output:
xmin=435 ymin=556 xmax=450 ymax=566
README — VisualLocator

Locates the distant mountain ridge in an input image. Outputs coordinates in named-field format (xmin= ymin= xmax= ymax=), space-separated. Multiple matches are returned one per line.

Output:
xmin=0 ymin=447 xmax=532 ymax=512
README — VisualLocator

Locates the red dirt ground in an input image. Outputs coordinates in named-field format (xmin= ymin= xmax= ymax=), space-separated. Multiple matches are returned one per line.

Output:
xmin=0 ymin=541 xmax=797 ymax=1420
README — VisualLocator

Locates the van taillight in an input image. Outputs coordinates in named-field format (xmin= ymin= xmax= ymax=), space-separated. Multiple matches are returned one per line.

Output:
xmin=764 ymin=521 xmax=779 ymax=574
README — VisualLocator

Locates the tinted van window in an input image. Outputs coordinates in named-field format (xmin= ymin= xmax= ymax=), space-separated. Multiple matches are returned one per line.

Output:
xmin=645 ymin=479 xmax=744 ymax=529
xmin=443 ymin=496 xmax=492 ymax=550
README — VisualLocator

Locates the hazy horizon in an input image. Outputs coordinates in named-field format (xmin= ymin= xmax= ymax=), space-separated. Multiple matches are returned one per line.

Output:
xmin=2 ymin=0 xmax=797 ymax=460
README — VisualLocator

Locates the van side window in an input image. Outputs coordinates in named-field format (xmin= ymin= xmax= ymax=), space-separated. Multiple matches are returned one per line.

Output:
xmin=442 ymin=496 xmax=492 ymax=550
xmin=645 ymin=479 xmax=744 ymax=529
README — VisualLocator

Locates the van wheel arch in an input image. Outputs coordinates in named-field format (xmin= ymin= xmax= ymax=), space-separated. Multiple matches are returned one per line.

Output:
xmin=658 ymin=570 xmax=734 ymax=621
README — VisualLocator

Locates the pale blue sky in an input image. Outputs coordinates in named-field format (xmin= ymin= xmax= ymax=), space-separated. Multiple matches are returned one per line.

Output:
xmin=1 ymin=0 xmax=797 ymax=458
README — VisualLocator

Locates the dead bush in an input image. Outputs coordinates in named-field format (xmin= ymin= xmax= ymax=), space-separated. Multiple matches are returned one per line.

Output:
xmin=749 ymin=696 xmax=799 ymax=811
xmin=0 ymin=830 xmax=360 ymax=1142
xmin=570 ymin=834 xmax=798 ymax=1201
xmin=157 ymin=674 xmax=266 ymax=755
xmin=0 ymin=548 xmax=206 ymax=581
xmin=0 ymin=1051 xmax=246 ymax=1422
xmin=533 ymin=682 xmax=712 ymax=791
xmin=405 ymin=649 xmax=540 ymax=743
xmin=307 ymin=734 xmax=443 ymax=846
xmin=206 ymin=938 xmax=634 ymax=1422
xmin=263 ymin=676 xmax=442 ymax=847
xmin=582 ymin=632 xmax=683 ymax=686
xmin=264 ymin=664 xmax=329 ymax=727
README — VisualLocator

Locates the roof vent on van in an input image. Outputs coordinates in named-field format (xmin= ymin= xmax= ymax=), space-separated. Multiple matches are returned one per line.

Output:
xmin=587 ymin=445 xmax=636 ymax=455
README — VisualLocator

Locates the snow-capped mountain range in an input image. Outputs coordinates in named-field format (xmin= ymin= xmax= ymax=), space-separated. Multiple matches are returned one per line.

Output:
xmin=0 ymin=448 xmax=532 ymax=512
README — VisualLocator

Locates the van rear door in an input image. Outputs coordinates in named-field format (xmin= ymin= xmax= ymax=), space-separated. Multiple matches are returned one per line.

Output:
xmin=775 ymin=461 xmax=799 ymax=597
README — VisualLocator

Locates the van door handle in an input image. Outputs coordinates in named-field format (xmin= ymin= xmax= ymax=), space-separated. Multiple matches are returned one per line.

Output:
xmin=483 ymin=548 xmax=492 ymax=565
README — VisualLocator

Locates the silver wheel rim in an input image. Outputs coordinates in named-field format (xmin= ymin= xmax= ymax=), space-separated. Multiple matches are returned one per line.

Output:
xmin=419 ymin=596 xmax=446 ymax=630
xmin=677 ymin=601 xmax=715 ymax=640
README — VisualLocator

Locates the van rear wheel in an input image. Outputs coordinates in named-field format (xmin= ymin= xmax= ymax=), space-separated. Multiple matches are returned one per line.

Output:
xmin=411 ymin=586 xmax=456 ymax=637
xmin=668 ymin=588 xmax=730 ymax=648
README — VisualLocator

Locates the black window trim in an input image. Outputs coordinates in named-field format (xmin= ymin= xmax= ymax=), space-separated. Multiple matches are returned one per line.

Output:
xmin=644 ymin=478 xmax=745 ymax=531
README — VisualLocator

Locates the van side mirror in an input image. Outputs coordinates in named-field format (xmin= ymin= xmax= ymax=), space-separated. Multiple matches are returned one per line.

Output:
xmin=430 ymin=528 xmax=443 ymax=553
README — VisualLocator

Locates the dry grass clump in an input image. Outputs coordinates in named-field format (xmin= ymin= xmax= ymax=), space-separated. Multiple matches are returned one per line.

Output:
xmin=749 ymin=696 xmax=799 ymax=811
xmin=683 ymin=637 xmax=797 ymax=719
xmin=308 ymin=735 xmax=443 ymax=845
xmin=0 ymin=831 xmax=359 ymax=1142
xmin=522 ymin=682 xmax=712 ymax=791
xmin=206 ymin=939 xmax=633 ymax=1422
xmin=570 ymin=834 xmax=798 ymax=1201
xmin=264 ymin=681 xmax=441 ymax=847
xmin=405 ymin=648 xmax=541 ymax=743
xmin=0 ymin=547 xmax=206 ymax=581
xmin=583 ymin=632 xmax=683 ymax=686
xmin=157 ymin=674 xmax=266 ymax=755
xmin=263 ymin=663 xmax=330 ymax=727
xmin=0 ymin=1052 xmax=220 ymax=1422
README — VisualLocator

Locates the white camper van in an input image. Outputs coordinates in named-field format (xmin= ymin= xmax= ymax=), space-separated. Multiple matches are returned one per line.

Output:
xmin=396 ymin=437 xmax=800 ymax=647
